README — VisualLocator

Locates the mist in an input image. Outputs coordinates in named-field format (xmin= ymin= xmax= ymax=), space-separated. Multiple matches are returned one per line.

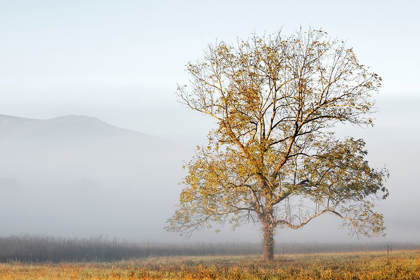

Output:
xmin=0 ymin=115 xmax=185 ymax=241
xmin=0 ymin=93 xmax=418 ymax=244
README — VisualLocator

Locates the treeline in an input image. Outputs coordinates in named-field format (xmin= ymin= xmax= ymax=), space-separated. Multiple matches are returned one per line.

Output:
xmin=0 ymin=235 xmax=418 ymax=263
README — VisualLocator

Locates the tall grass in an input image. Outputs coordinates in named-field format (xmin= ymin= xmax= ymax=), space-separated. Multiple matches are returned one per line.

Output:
xmin=1 ymin=251 xmax=419 ymax=279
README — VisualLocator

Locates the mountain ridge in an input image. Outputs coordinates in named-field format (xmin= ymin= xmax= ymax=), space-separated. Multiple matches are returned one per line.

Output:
xmin=0 ymin=114 xmax=157 ymax=140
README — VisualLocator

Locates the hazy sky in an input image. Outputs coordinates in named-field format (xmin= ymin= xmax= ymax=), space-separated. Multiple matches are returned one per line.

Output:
xmin=1 ymin=0 xmax=419 ymax=140
xmin=0 ymin=1 xmax=419 ymax=243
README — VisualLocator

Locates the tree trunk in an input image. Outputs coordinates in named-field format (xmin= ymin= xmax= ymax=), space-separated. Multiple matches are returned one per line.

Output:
xmin=262 ymin=218 xmax=275 ymax=261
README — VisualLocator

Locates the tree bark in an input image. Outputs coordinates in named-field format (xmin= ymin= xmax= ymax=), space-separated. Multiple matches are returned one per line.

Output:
xmin=262 ymin=217 xmax=275 ymax=261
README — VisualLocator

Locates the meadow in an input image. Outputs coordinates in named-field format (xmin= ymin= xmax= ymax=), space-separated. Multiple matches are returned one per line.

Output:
xmin=0 ymin=250 xmax=419 ymax=279
xmin=0 ymin=236 xmax=419 ymax=279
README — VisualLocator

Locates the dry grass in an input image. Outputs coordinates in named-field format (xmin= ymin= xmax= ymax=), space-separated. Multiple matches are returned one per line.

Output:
xmin=0 ymin=250 xmax=419 ymax=279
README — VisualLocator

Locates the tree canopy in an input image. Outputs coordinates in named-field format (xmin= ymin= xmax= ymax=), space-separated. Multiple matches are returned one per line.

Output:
xmin=166 ymin=28 xmax=389 ymax=261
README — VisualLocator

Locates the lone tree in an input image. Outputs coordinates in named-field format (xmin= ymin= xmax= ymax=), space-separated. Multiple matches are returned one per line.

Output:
xmin=166 ymin=28 xmax=389 ymax=261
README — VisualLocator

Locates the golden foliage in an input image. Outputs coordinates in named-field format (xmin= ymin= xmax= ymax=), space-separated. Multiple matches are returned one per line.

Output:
xmin=169 ymin=28 xmax=389 ymax=261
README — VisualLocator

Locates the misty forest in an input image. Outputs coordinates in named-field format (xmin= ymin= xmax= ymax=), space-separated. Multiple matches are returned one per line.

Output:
xmin=1 ymin=2 xmax=420 ymax=278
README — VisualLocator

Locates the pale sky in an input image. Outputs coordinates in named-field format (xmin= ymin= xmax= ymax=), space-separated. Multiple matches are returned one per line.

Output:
xmin=0 ymin=0 xmax=419 ymax=243
xmin=1 ymin=0 xmax=419 ymax=140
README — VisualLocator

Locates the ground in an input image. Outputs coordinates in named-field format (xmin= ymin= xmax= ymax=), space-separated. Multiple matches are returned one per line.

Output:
xmin=0 ymin=250 xmax=419 ymax=279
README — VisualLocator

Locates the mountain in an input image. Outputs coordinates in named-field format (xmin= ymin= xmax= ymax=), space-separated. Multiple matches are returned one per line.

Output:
xmin=0 ymin=114 xmax=186 ymax=241
xmin=0 ymin=114 xmax=152 ymax=139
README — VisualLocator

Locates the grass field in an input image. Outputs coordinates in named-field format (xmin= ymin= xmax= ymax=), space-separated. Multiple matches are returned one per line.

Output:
xmin=0 ymin=250 xmax=419 ymax=279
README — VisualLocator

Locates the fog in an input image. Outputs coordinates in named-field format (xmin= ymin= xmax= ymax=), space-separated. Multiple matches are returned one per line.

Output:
xmin=0 ymin=115 xmax=185 ymax=241
xmin=0 ymin=93 xmax=419 ymax=244
xmin=0 ymin=0 xmax=419 ymax=245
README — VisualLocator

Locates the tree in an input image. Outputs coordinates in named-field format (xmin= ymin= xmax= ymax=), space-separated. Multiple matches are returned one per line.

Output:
xmin=166 ymin=28 xmax=389 ymax=261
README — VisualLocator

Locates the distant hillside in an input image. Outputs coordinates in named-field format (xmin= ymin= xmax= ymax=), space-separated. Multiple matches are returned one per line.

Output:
xmin=0 ymin=114 xmax=154 ymax=139
xmin=0 ymin=114 xmax=185 ymax=241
